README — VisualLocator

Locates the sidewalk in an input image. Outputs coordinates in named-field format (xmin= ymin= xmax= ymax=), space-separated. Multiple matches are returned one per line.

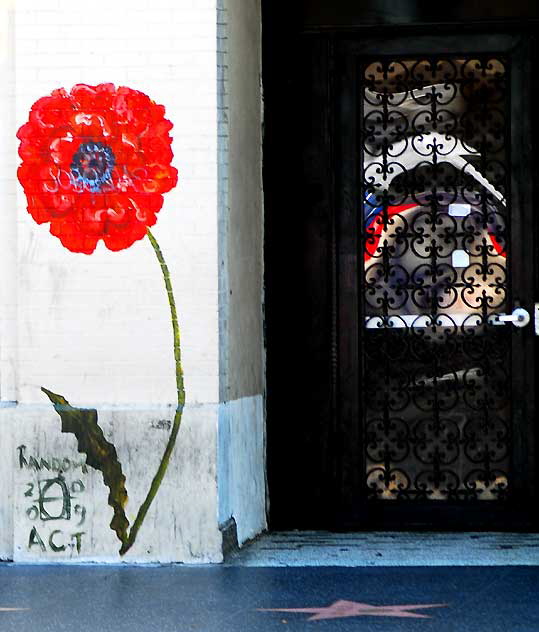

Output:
xmin=1 ymin=533 xmax=539 ymax=631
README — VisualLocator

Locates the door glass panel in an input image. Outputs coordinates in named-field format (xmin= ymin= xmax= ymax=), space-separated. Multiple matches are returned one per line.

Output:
xmin=361 ymin=57 xmax=511 ymax=500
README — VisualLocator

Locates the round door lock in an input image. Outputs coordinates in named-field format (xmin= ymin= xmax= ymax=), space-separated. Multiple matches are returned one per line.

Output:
xmin=496 ymin=307 xmax=531 ymax=328
xmin=511 ymin=307 xmax=531 ymax=327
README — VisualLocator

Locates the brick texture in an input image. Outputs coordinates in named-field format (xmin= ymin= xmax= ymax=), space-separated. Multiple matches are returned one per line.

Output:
xmin=6 ymin=0 xmax=220 ymax=406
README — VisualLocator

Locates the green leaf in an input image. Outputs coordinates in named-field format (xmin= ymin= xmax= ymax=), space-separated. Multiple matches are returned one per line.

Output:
xmin=41 ymin=387 xmax=129 ymax=548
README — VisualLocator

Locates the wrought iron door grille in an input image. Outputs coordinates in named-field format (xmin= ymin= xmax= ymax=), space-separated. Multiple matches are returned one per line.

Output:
xmin=360 ymin=57 xmax=511 ymax=501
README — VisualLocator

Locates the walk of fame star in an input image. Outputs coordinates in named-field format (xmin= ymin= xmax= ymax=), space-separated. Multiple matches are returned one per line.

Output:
xmin=258 ymin=599 xmax=448 ymax=621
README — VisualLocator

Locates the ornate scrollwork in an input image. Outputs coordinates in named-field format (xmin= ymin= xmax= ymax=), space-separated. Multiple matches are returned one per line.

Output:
xmin=362 ymin=56 xmax=510 ymax=501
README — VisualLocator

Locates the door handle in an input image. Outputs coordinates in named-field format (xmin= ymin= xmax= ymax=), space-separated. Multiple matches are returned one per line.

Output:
xmin=491 ymin=307 xmax=530 ymax=328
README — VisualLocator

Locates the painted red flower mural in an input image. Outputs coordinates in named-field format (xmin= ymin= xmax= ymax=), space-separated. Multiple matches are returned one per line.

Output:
xmin=16 ymin=85 xmax=184 ymax=557
xmin=17 ymin=83 xmax=178 ymax=254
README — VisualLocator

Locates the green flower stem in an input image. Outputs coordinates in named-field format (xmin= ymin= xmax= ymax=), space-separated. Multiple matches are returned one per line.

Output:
xmin=120 ymin=227 xmax=186 ymax=555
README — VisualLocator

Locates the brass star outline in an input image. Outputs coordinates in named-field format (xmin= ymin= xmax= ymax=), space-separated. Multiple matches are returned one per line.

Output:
xmin=259 ymin=599 xmax=448 ymax=620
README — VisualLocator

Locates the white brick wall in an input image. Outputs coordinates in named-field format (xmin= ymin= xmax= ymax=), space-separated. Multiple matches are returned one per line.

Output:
xmin=1 ymin=2 xmax=17 ymax=559
xmin=217 ymin=0 xmax=229 ymax=400
xmin=12 ymin=0 xmax=219 ymax=406
xmin=216 ymin=0 xmax=266 ymax=546
xmin=0 ymin=3 xmax=17 ymax=404
xmin=1 ymin=0 xmax=226 ymax=562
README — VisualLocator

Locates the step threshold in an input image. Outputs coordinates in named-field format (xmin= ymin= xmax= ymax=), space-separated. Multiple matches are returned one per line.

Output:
xmin=226 ymin=531 xmax=539 ymax=567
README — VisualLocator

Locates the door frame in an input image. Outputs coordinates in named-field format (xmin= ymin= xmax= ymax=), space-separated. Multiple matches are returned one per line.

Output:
xmin=262 ymin=3 xmax=539 ymax=530
xmin=335 ymin=32 xmax=539 ymax=529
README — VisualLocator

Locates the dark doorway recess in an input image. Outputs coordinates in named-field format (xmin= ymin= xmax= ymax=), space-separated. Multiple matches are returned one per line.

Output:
xmin=263 ymin=2 xmax=539 ymax=531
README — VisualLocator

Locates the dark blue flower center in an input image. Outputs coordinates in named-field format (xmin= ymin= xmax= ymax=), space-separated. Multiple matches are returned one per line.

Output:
xmin=70 ymin=142 xmax=115 ymax=192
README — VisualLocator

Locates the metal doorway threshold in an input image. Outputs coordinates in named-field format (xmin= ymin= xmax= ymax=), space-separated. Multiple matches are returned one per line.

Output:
xmin=226 ymin=531 xmax=539 ymax=567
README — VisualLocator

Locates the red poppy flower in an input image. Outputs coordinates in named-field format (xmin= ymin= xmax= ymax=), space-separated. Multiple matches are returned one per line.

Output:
xmin=17 ymin=83 xmax=178 ymax=254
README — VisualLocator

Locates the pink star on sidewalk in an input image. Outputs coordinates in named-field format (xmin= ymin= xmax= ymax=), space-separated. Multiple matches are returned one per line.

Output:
xmin=258 ymin=599 xmax=448 ymax=620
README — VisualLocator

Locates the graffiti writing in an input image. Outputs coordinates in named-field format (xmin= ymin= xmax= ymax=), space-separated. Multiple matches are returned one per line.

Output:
xmin=25 ymin=474 xmax=87 ymax=526
xmin=21 ymin=454 xmax=89 ymax=555
xmin=28 ymin=527 xmax=85 ymax=554
xmin=42 ymin=165 xmax=151 ymax=194
xmin=17 ymin=444 xmax=88 ymax=474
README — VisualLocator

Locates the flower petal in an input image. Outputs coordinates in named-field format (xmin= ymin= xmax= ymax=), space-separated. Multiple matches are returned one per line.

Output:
xmin=17 ymin=83 xmax=178 ymax=253
xmin=49 ymin=217 xmax=100 ymax=254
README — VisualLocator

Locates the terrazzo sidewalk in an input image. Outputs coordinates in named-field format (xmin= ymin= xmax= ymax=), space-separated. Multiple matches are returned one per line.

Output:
xmin=1 ymin=561 xmax=539 ymax=631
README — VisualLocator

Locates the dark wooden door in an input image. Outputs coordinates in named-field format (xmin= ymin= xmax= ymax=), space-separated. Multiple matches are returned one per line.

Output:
xmin=264 ymin=5 xmax=539 ymax=531
xmin=336 ymin=34 xmax=538 ymax=529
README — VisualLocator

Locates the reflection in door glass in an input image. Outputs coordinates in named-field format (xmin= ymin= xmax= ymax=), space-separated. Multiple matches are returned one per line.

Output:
xmin=361 ymin=58 xmax=511 ymax=500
